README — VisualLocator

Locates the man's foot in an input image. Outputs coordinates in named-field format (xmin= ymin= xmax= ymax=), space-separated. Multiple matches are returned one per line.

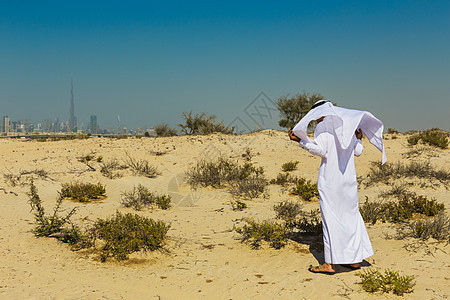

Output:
xmin=308 ymin=263 xmax=335 ymax=275
xmin=341 ymin=263 xmax=361 ymax=270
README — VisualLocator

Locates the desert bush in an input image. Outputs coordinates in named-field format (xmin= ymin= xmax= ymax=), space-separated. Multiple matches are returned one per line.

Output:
xmin=3 ymin=169 xmax=51 ymax=187
xmin=387 ymin=128 xmax=399 ymax=134
xmin=124 ymin=153 xmax=160 ymax=178
xmin=231 ymin=200 xmax=247 ymax=211
xmin=291 ymin=177 xmax=319 ymax=201
xmin=89 ymin=211 xmax=170 ymax=262
xmin=27 ymin=181 xmax=83 ymax=246
xmin=100 ymin=159 xmax=126 ymax=179
xmin=402 ymin=146 xmax=438 ymax=159
xmin=276 ymin=92 xmax=326 ymax=130
xmin=154 ymin=123 xmax=178 ymax=137
xmin=281 ymin=161 xmax=299 ymax=172
xmin=362 ymin=161 xmax=450 ymax=188
xmin=269 ymin=173 xmax=299 ymax=186
xmin=360 ymin=193 xmax=445 ymax=224
xmin=179 ymin=111 xmax=234 ymax=135
xmin=294 ymin=209 xmax=322 ymax=235
xmin=274 ymin=200 xmax=303 ymax=225
xmin=186 ymin=157 xmax=265 ymax=189
xmin=121 ymin=184 xmax=171 ymax=210
xmin=60 ymin=182 xmax=106 ymax=202
xmin=356 ymin=268 xmax=415 ymax=296
xmin=229 ymin=176 xmax=268 ymax=199
xmin=395 ymin=213 xmax=449 ymax=242
xmin=407 ymin=128 xmax=448 ymax=149
xmin=235 ymin=219 xmax=289 ymax=249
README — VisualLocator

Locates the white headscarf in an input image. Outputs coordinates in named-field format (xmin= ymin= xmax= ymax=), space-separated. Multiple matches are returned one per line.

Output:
xmin=292 ymin=101 xmax=387 ymax=164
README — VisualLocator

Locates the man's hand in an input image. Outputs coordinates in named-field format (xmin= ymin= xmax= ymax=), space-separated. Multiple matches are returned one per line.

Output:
xmin=288 ymin=130 xmax=301 ymax=142
xmin=355 ymin=129 xmax=363 ymax=140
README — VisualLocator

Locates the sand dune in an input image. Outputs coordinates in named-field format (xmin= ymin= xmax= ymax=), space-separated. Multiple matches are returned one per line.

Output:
xmin=0 ymin=131 xmax=448 ymax=299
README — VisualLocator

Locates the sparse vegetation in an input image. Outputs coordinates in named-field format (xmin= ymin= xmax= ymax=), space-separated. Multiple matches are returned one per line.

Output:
xmin=235 ymin=219 xmax=289 ymax=249
xmin=229 ymin=176 xmax=268 ymax=199
xmin=395 ymin=213 xmax=450 ymax=242
xmin=186 ymin=157 xmax=265 ymax=190
xmin=356 ymin=268 xmax=416 ymax=296
xmin=121 ymin=184 xmax=171 ymax=210
xmin=281 ymin=161 xmax=299 ymax=172
xmin=179 ymin=111 xmax=234 ymax=135
xmin=291 ymin=177 xmax=319 ymax=201
xmin=231 ymin=200 xmax=247 ymax=211
xmin=362 ymin=161 xmax=450 ymax=188
xmin=124 ymin=153 xmax=160 ymax=178
xmin=27 ymin=181 xmax=83 ymax=246
xmin=269 ymin=172 xmax=299 ymax=186
xmin=407 ymin=128 xmax=448 ymax=149
xmin=89 ymin=211 xmax=170 ymax=262
xmin=3 ymin=169 xmax=51 ymax=187
xmin=100 ymin=159 xmax=126 ymax=179
xmin=274 ymin=201 xmax=322 ymax=234
xmin=360 ymin=193 xmax=445 ymax=225
xmin=60 ymin=182 xmax=106 ymax=202
xmin=154 ymin=123 xmax=178 ymax=137
xmin=402 ymin=146 xmax=438 ymax=159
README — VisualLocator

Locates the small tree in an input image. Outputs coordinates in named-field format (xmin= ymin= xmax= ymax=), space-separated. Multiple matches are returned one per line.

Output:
xmin=154 ymin=123 xmax=178 ymax=137
xmin=276 ymin=92 xmax=325 ymax=130
xmin=179 ymin=111 xmax=234 ymax=135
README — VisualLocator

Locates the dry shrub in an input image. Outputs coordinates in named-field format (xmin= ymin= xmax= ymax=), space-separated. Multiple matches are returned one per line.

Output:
xmin=269 ymin=173 xmax=299 ymax=186
xmin=154 ymin=123 xmax=178 ymax=137
xmin=362 ymin=161 xmax=449 ymax=188
xmin=395 ymin=213 xmax=449 ymax=242
xmin=3 ymin=169 xmax=51 ymax=187
xmin=121 ymin=184 xmax=171 ymax=210
xmin=186 ymin=157 xmax=266 ymax=190
xmin=229 ymin=176 xmax=268 ymax=199
xmin=402 ymin=146 xmax=438 ymax=159
xmin=281 ymin=161 xmax=299 ymax=172
xmin=274 ymin=200 xmax=322 ymax=235
xmin=124 ymin=153 xmax=160 ymax=178
xmin=100 ymin=159 xmax=127 ymax=179
xmin=231 ymin=200 xmax=247 ymax=211
xmin=60 ymin=182 xmax=106 ymax=202
xmin=179 ymin=111 xmax=234 ymax=135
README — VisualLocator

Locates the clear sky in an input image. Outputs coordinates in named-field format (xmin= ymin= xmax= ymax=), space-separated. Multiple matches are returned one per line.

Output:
xmin=1 ymin=0 xmax=449 ymax=132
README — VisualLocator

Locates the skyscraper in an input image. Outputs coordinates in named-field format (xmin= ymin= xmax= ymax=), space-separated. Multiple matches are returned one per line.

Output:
xmin=2 ymin=116 xmax=10 ymax=133
xmin=89 ymin=115 xmax=98 ymax=134
xmin=69 ymin=80 xmax=77 ymax=132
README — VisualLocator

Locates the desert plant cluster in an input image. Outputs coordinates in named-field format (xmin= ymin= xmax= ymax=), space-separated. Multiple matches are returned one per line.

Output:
xmin=407 ymin=128 xmax=449 ymax=149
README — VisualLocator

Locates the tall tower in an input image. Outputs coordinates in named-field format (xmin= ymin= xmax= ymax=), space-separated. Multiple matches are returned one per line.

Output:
xmin=69 ymin=80 xmax=76 ymax=132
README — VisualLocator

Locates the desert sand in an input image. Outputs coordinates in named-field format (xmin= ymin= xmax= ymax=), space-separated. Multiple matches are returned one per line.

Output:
xmin=0 ymin=130 xmax=448 ymax=299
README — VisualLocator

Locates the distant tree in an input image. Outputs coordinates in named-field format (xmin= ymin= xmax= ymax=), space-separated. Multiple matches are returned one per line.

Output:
xmin=178 ymin=111 xmax=234 ymax=135
xmin=276 ymin=92 xmax=326 ymax=130
xmin=154 ymin=123 xmax=178 ymax=137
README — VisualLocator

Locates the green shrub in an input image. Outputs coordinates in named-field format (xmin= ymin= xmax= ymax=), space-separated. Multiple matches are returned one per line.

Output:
xmin=186 ymin=157 xmax=265 ymax=189
xmin=231 ymin=200 xmax=247 ymax=211
xmin=27 ymin=181 xmax=83 ymax=246
xmin=281 ymin=161 xmax=299 ymax=172
xmin=356 ymin=268 xmax=415 ymax=296
xmin=121 ymin=184 xmax=171 ymax=210
xmin=291 ymin=177 xmax=319 ymax=201
xmin=154 ymin=123 xmax=178 ymax=137
xmin=294 ymin=209 xmax=322 ymax=235
xmin=179 ymin=111 xmax=234 ymax=135
xmin=407 ymin=128 xmax=449 ymax=149
xmin=89 ymin=211 xmax=170 ymax=262
xmin=273 ymin=201 xmax=322 ymax=234
xmin=235 ymin=219 xmax=289 ymax=249
xmin=60 ymin=182 xmax=106 ymax=202
xmin=360 ymin=193 xmax=445 ymax=224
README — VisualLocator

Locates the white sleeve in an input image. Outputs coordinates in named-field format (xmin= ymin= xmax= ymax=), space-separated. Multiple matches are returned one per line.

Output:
xmin=299 ymin=133 xmax=328 ymax=158
xmin=354 ymin=139 xmax=364 ymax=157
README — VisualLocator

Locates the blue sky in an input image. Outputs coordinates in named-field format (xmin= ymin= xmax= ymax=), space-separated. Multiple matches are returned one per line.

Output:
xmin=1 ymin=0 xmax=449 ymax=132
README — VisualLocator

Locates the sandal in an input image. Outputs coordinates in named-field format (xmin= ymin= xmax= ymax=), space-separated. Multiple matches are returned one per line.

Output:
xmin=308 ymin=264 xmax=335 ymax=275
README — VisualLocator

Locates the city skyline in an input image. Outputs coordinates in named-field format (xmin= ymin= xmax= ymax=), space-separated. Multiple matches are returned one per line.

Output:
xmin=1 ymin=1 xmax=449 ymax=132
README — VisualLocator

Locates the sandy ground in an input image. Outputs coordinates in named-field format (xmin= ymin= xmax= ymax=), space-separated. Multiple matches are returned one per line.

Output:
xmin=0 ymin=130 xmax=448 ymax=299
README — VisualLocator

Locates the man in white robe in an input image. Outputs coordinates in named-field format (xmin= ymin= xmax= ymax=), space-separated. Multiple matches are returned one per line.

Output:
xmin=288 ymin=100 xmax=386 ymax=274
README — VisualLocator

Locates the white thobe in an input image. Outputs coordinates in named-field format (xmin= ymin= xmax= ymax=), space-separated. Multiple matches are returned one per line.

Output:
xmin=300 ymin=117 xmax=374 ymax=264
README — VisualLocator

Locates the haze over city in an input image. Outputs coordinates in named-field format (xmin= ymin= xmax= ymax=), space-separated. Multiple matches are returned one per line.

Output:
xmin=1 ymin=0 xmax=449 ymax=133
